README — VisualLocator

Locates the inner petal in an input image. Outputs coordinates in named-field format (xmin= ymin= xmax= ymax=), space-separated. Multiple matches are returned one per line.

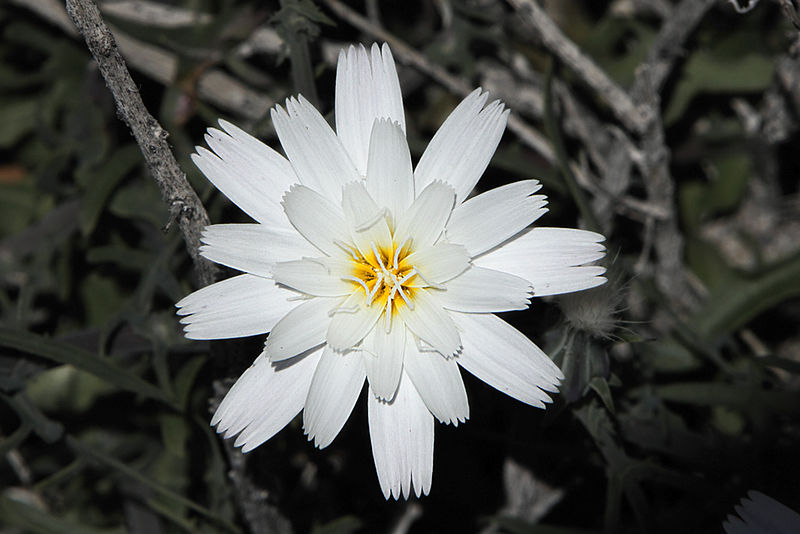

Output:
xmin=341 ymin=181 xmax=393 ymax=261
xmin=394 ymin=181 xmax=456 ymax=250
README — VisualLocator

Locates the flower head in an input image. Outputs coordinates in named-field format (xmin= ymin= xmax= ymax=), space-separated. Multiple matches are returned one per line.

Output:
xmin=177 ymin=43 xmax=606 ymax=499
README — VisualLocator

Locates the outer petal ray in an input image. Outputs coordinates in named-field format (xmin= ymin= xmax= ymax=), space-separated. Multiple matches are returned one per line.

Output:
xmin=200 ymin=223 xmax=317 ymax=277
xmin=191 ymin=142 xmax=295 ymax=229
xmin=336 ymin=43 xmax=405 ymax=175
xmin=452 ymin=312 xmax=563 ymax=408
xmin=272 ymin=95 xmax=360 ymax=202
xmin=446 ymin=180 xmax=548 ymax=256
xmin=436 ymin=266 xmax=532 ymax=313
xmin=212 ymin=347 xmax=322 ymax=453
xmin=368 ymin=372 xmax=434 ymax=499
xmin=414 ymin=89 xmax=509 ymax=203
xmin=474 ymin=227 xmax=606 ymax=296
xmin=405 ymin=344 xmax=469 ymax=426
xmin=177 ymin=274 xmax=298 ymax=340
xmin=303 ymin=347 xmax=366 ymax=448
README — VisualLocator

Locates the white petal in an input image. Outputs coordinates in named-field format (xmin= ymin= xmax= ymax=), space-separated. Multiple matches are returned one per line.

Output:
xmin=403 ymin=243 xmax=470 ymax=286
xmin=282 ymin=184 xmax=350 ymax=257
xmin=341 ymin=181 xmax=392 ymax=260
xmin=436 ymin=265 xmax=532 ymax=313
xmin=336 ymin=43 xmax=405 ymax=175
xmin=264 ymin=297 xmax=336 ymax=362
xmin=404 ymin=344 xmax=469 ymax=426
xmin=446 ymin=180 xmax=548 ymax=256
xmin=272 ymin=96 xmax=360 ymax=202
xmin=414 ymin=89 xmax=509 ymax=203
xmin=474 ymin=227 xmax=606 ymax=297
xmin=365 ymin=118 xmax=413 ymax=221
xmin=394 ymin=181 xmax=455 ymax=250
xmin=177 ymin=274 xmax=298 ymax=340
xmin=272 ymin=257 xmax=353 ymax=297
xmin=202 ymin=121 xmax=297 ymax=223
xmin=363 ymin=325 xmax=406 ymax=401
xmin=303 ymin=347 xmax=366 ymax=448
xmin=396 ymin=291 xmax=460 ymax=358
xmin=191 ymin=144 xmax=294 ymax=229
xmin=327 ymin=292 xmax=382 ymax=352
xmin=200 ymin=223 xmax=317 ymax=277
xmin=213 ymin=347 xmax=322 ymax=453
xmin=368 ymin=372 xmax=434 ymax=499
xmin=452 ymin=312 xmax=563 ymax=408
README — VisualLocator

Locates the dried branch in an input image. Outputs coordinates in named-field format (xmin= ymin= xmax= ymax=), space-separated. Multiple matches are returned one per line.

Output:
xmin=508 ymin=0 xmax=650 ymax=135
xmin=66 ymin=0 xmax=216 ymax=286
xmin=630 ymin=0 xmax=717 ymax=100
xmin=622 ymin=0 xmax=716 ymax=311
xmin=321 ymin=0 xmax=556 ymax=165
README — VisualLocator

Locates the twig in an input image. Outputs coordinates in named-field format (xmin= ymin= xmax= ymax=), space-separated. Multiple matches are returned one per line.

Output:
xmin=508 ymin=0 xmax=650 ymax=135
xmin=623 ymin=0 xmax=715 ymax=311
xmin=66 ymin=0 xmax=216 ymax=286
xmin=321 ymin=0 xmax=556 ymax=165
xmin=630 ymin=0 xmax=717 ymax=101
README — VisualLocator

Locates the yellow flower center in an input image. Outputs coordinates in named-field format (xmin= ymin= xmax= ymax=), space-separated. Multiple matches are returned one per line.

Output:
xmin=342 ymin=237 xmax=419 ymax=327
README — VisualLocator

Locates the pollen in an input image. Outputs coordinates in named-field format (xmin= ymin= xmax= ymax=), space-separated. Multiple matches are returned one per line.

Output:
xmin=342 ymin=236 xmax=418 ymax=331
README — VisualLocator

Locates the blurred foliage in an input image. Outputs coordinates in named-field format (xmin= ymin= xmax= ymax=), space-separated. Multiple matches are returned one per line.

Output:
xmin=1 ymin=1 xmax=800 ymax=533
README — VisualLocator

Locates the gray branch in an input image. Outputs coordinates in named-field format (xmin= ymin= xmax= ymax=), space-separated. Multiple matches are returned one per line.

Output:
xmin=65 ymin=0 xmax=216 ymax=286
xmin=508 ymin=0 xmax=650 ymax=134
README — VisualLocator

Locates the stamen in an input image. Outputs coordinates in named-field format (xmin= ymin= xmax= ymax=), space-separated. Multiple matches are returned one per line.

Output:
xmin=412 ymin=268 xmax=446 ymax=290
xmin=342 ymin=275 xmax=370 ymax=295
xmin=365 ymin=272 xmax=383 ymax=305
xmin=334 ymin=239 xmax=359 ymax=261
xmin=371 ymin=242 xmax=388 ymax=273
xmin=384 ymin=299 xmax=393 ymax=333
xmin=392 ymin=236 xmax=410 ymax=270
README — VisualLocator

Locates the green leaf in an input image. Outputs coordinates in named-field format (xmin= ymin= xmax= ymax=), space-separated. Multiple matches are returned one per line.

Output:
xmin=2 ymin=392 xmax=63 ymax=443
xmin=160 ymin=413 xmax=189 ymax=458
xmin=691 ymin=250 xmax=800 ymax=341
xmin=0 ymin=494 xmax=124 ymax=534
xmin=173 ymin=356 xmax=207 ymax=410
xmin=664 ymin=51 xmax=774 ymax=124
xmin=0 ymin=99 xmax=38 ymax=148
xmin=588 ymin=377 xmax=615 ymax=415
xmin=652 ymin=382 xmax=800 ymax=414
xmin=66 ymin=436 xmax=241 ymax=534
xmin=0 ymin=327 xmax=173 ymax=406
xmin=0 ymin=422 xmax=32 ymax=459
xmin=26 ymin=365 xmax=117 ymax=413
xmin=78 ymin=144 xmax=142 ymax=236
xmin=637 ymin=339 xmax=702 ymax=374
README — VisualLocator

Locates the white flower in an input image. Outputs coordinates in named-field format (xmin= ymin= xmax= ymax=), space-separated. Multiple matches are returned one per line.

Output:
xmin=723 ymin=491 xmax=800 ymax=534
xmin=177 ymin=43 xmax=606 ymax=499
